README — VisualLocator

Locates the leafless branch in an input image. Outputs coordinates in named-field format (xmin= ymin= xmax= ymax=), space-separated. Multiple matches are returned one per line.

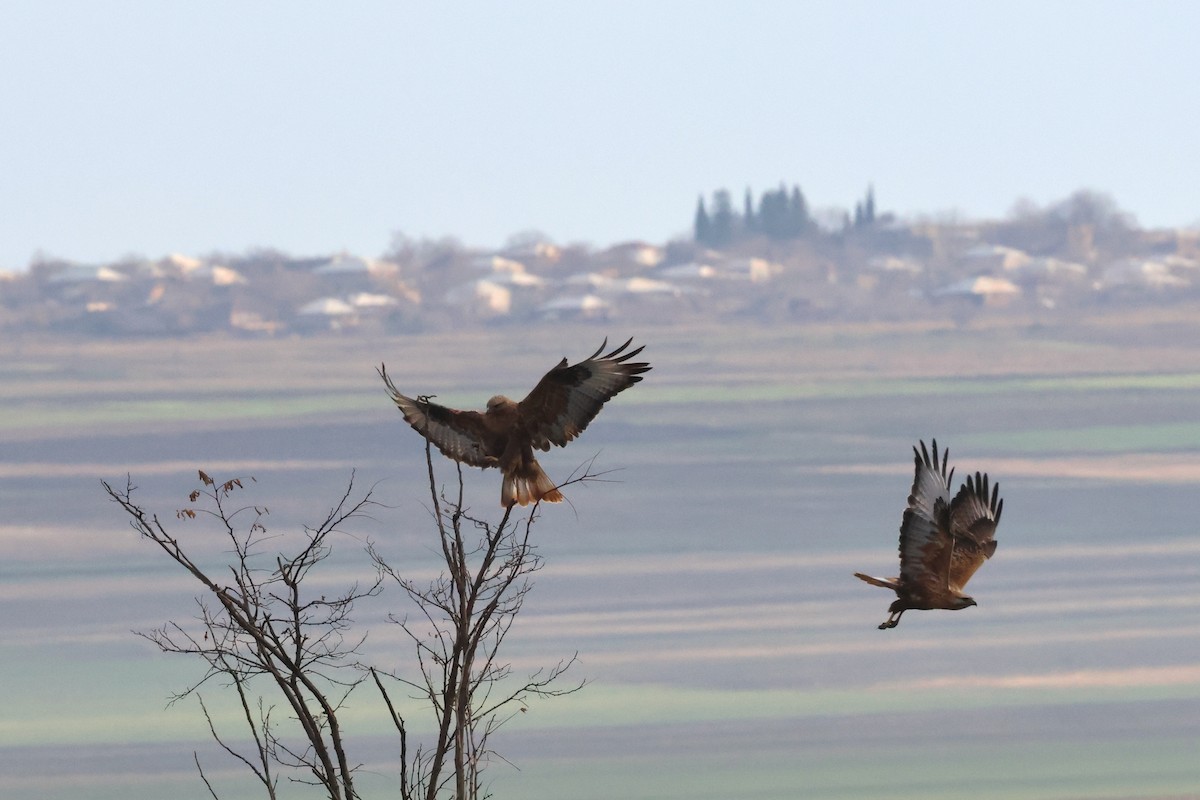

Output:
xmin=103 ymin=472 xmax=379 ymax=800
xmin=107 ymin=436 xmax=600 ymax=799
xmin=367 ymin=444 xmax=595 ymax=800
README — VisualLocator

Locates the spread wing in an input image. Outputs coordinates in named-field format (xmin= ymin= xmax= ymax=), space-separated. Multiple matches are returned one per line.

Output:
xmin=518 ymin=338 xmax=651 ymax=451
xmin=897 ymin=439 xmax=955 ymax=592
xmin=947 ymin=471 xmax=1002 ymax=590
xmin=378 ymin=364 xmax=496 ymax=467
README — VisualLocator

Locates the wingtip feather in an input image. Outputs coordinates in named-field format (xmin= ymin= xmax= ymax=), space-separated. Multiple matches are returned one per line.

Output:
xmin=585 ymin=337 xmax=610 ymax=361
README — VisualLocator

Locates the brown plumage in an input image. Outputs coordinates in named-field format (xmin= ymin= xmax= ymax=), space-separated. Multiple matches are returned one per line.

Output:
xmin=379 ymin=338 xmax=650 ymax=507
xmin=854 ymin=439 xmax=1003 ymax=629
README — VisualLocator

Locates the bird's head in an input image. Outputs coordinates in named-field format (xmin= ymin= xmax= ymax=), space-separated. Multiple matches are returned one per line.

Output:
xmin=952 ymin=595 xmax=978 ymax=610
xmin=486 ymin=395 xmax=514 ymax=412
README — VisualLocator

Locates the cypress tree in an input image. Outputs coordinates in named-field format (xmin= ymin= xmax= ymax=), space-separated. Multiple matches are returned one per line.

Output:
xmin=694 ymin=195 xmax=711 ymax=244
xmin=759 ymin=187 xmax=784 ymax=239
xmin=789 ymin=185 xmax=810 ymax=237
xmin=710 ymin=189 xmax=735 ymax=246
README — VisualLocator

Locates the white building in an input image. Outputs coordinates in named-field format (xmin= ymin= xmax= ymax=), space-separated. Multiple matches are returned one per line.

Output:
xmin=933 ymin=275 xmax=1021 ymax=305
xmin=538 ymin=293 xmax=610 ymax=319
xmin=445 ymin=279 xmax=512 ymax=315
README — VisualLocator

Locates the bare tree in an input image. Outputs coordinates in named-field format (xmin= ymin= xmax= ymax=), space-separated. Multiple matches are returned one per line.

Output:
xmin=103 ymin=471 xmax=379 ymax=799
xmin=104 ymin=450 xmax=591 ymax=799
xmin=370 ymin=441 xmax=586 ymax=800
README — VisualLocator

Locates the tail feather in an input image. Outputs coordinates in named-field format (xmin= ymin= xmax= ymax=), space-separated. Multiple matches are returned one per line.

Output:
xmin=501 ymin=460 xmax=564 ymax=507
xmin=854 ymin=572 xmax=899 ymax=591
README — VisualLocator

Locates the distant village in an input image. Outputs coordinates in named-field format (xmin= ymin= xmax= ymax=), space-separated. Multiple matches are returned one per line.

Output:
xmin=2 ymin=189 xmax=1198 ymax=337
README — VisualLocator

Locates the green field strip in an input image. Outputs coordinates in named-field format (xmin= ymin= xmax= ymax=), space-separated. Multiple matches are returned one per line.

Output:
xmin=506 ymin=737 xmax=1200 ymax=800
xmin=9 ymin=663 xmax=1195 ymax=748
xmin=640 ymin=370 xmax=1200 ymax=405
xmin=6 ymin=366 xmax=1200 ymax=432
xmin=508 ymin=739 xmax=1200 ymax=800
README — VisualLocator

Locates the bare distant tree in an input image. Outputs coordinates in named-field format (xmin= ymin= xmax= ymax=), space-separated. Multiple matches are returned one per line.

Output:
xmin=997 ymin=189 xmax=1140 ymax=260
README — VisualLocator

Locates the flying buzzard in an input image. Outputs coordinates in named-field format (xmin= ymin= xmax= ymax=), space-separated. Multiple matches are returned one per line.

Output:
xmin=854 ymin=439 xmax=1003 ymax=629
xmin=379 ymin=338 xmax=650 ymax=507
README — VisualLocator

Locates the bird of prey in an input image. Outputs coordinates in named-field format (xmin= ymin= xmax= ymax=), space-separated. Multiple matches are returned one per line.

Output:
xmin=379 ymin=338 xmax=650 ymax=507
xmin=854 ymin=439 xmax=1003 ymax=630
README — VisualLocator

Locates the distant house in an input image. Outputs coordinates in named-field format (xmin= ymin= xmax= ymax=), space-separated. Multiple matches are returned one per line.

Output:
xmin=1163 ymin=254 xmax=1200 ymax=272
xmin=502 ymin=240 xmax=562 ymax=263
xmin=230 ymin=310 xmax=282 ymax=336
xmin=597 ymin=241 xmax=665 ymax=269
xmin=297 ymin=296 xmax=358 ymax=332
xmin=537 ymin=293 xmax=610 ymax=320
xmin=933 ymin=275 xmax=1021 ymax=306
xmin=563 ymin=271 xmax=616 ymax=290
xmin=163 ymin=253 xmax=203 ymax=271
xmin=658 ymin=262 xmax=719 ymax=280
xmin=472 ymin=255 xmax=528 ymax=275
xmin=963 ymin=244 xmax=1031 ymax=272
xmin=1017 ymin=257 xmax=1088 ymax=279
xmin=307 ymin=254 xmax=394 ymax=295
xmin=156 ymin=254 xmax=247 ymax=286
xmin=445 ymin=279 xmax=512 ymax=316
xmin=1095 ymin=258 xmax=1189 ymax=290
xmin=313 ymin=254 xmax=375 ymax=275
xmin=348 ymin=292 xmax=399 ymax=309
xmin=484 ymin=269 xmax=545 ymax=287
xmin=867 ymin=256 xmax=923 ymax=274
xmin=341 ymin=291 xmax=419 ymax=333
xmin=48 ymin=264 xmax=129 ymax=283
xmin=723 ymin=257 xmax=779 ymax=282
xmin=191 ymin=264 xmax=247 ymax=286
xmin=298 ymin=297 xmax=356 ymax=316
xmin=605 ymin=276 xmax=682 ymax=296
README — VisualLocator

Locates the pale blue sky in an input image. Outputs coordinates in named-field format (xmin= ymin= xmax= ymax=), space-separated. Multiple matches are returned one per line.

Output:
xmin=2 ymin=1 xmax=1199 ymax=269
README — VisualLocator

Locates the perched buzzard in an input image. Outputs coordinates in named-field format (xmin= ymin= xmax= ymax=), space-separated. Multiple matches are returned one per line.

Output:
xmin=379 ymin=338 xmax=650 ymax=507
xmin=854 ymin=439 xmax=1003 ymax=629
